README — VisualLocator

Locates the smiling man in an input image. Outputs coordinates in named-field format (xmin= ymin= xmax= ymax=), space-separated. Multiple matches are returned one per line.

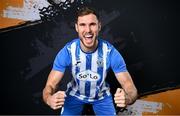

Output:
xmin=43 ymin=6 xmax=138 ymax=115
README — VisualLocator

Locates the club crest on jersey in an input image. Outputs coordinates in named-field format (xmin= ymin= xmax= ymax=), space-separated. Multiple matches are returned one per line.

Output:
xmin=97 ymin=58 xmax=104 ymax=67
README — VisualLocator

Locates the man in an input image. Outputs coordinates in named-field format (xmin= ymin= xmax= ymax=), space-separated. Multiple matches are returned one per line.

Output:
xmin=43 ymin=6 xmax=138 ymax=115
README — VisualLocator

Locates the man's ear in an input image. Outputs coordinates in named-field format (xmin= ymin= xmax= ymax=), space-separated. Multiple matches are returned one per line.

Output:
xmin=75 ymin=23 xmax=78 ymax=32
xmin=98 ymin=22 xmax=101 ymax=31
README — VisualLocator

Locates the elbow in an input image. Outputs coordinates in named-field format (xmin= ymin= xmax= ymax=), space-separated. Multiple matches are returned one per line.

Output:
xmin=127 ymin=88 xmax=138 ymax=105
xmin=131 ymin=88 xmax=138 ymax=104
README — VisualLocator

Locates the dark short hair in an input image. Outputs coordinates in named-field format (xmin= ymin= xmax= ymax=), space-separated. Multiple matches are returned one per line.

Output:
xmin=75 ymin=6 xmax=100 ymax=23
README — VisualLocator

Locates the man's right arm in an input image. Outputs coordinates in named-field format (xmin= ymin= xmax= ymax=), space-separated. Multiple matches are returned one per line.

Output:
xmin=43 ymin=70 xmax=66 ymax=110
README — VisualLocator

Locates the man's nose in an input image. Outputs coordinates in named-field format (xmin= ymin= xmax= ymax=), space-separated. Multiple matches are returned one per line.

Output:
xmin=85 ymin=25 xmax=91 ymax=32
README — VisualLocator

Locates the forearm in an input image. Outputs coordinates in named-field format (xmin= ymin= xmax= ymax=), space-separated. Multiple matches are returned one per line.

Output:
xmin=43 ymin=70 xmax=64 ymax=105
xmin=116 ymin=72 xmax=138 ymax=105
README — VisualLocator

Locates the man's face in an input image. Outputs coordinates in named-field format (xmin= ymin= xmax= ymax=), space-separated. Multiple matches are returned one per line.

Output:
xmin=75 ymin=13 xmax=101 ymax=52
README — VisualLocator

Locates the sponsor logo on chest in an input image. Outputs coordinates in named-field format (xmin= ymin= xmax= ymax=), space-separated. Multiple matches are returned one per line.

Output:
xmin=76 ymin=70 xmax=100 ymax=81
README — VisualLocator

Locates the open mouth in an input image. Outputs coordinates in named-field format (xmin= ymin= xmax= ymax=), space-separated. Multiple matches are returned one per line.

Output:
xmin=84 ymin=34 xmax=93 ymax=43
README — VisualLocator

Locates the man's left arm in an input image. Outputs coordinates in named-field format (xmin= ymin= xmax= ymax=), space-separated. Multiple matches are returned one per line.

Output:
xmin=114 ymin=71 xmax=138 ymax=107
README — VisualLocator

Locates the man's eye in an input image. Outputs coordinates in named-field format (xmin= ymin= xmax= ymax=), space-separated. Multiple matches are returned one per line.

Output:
xmin=91 ymin=23 xmax=96 ymax=26
xmin=79 ymin=24 xmax=85 ymax=26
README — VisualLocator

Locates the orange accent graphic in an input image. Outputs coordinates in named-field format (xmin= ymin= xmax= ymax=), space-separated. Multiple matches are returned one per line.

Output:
xmin=0 ymin=0 xmax=24 ymax=29
xmin=0 ymin=17 xmax=25 ymax=29
xmin=141 ymin=88 xmax=180 ymax=115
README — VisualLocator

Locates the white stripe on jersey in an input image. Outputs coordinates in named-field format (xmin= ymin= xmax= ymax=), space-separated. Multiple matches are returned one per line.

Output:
xmin=69 ymin=42 xmax=78 ymax=96
xmin=71 ymin=42 xmax=76 ymax=77
xmin=100 ymin=43 xmax=108 ymax=87
xmin=90 ymin=50 xmax=98 ymax=98
xmin=103 ymin=42 xmax=108 ymax=82
xmin=79 ymin=50 xmax=86 ymax=96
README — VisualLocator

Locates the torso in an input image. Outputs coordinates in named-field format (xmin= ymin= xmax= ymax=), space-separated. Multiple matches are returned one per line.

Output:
xmin=66 ymin=39 xmax=113 ymax=102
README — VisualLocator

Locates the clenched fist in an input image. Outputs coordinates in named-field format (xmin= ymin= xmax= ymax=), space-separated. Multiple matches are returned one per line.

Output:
xmin=47 ymin=91 xmax=66 ymax=110
xmin=114 ymin=88 xmax=127 ymax=107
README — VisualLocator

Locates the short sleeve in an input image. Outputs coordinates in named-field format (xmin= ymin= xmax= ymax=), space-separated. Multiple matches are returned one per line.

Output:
xmin=53 ymin=46 xmax=71 ymax=72
xmin=110 ymin=47 xmax=127 ymax=73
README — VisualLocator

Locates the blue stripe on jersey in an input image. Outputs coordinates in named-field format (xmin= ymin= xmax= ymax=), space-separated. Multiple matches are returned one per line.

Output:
xmin=85 ymin=54 xmax=92 ymax=97
xmin=86 ymin=54 xmax=92 ymax=69
xmin=97 ymin=41 xmax=104 ymax=86
xmin=89 ymin=49 xmax=98 ymax=100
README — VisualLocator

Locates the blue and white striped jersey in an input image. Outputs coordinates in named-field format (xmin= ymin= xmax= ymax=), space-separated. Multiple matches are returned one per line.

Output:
xmin=53 ymin=38 xmax=127 ymax=102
